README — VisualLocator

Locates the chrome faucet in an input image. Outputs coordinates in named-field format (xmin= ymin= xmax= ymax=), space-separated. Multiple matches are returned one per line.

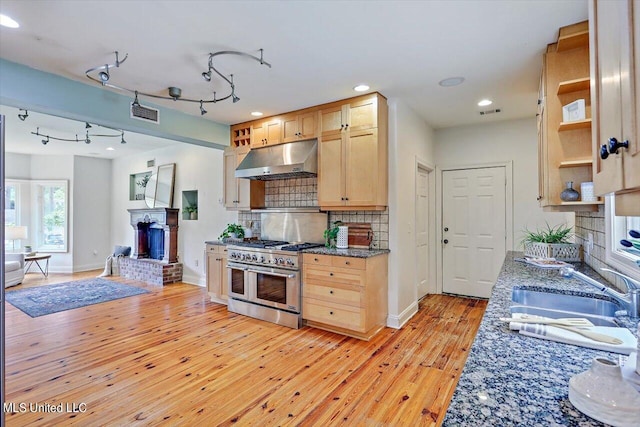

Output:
xmin=559 ymin=266 xmax=640 ymax=320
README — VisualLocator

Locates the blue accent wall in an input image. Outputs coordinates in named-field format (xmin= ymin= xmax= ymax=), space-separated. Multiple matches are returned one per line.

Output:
xmin=0 ymin=58 xmax=229 ymax=149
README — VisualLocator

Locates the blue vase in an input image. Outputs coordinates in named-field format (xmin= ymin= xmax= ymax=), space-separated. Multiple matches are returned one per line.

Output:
xmin=560 ymin=181 xmax=580 ymax=202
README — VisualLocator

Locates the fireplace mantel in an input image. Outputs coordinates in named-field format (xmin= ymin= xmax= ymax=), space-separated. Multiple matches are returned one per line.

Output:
xmin=128 ymin=208 xmax=179 ymax=263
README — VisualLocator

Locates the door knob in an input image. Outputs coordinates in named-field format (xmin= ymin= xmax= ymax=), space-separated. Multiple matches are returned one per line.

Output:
xmin=608 ymin=137 xmax=629 ymax=154
xmin=443 ymin=239 xmax=449 ymax=244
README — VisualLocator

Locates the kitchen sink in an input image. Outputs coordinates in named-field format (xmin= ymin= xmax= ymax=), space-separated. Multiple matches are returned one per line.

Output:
xmin=509 ymin=288 xmax=622 ymax=327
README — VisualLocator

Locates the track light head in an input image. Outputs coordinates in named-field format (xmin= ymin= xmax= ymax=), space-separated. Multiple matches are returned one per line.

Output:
xmin=41 ymin=136 xmax=49 ymax=145
xmin=98 ymin=68 xmax=110 ymax=83
xmin=168 ymin=86 xmax=182 ymax=100
xmin=85 ymin=122 xmax=92 ymax=129
xmin=85 ymin=131 xmax=91 ymax=144
xmin=199 ymin=101 xmax=207 ymax=116
xmin=132 ymin=91 xmax=140 ymax=108
xmin=202 ymin=70 xmax=212 ymax=82
xmin=18 ymin=109 xmax=28 ymax=121
xmin=120 ymin=133 xmax=126 ymax=144
xmin=232 ymin=94 xmax=240 ymax=103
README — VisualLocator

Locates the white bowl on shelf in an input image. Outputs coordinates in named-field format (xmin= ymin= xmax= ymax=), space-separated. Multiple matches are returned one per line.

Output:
xmin=568 ymin=357 xmax=640 ymax=427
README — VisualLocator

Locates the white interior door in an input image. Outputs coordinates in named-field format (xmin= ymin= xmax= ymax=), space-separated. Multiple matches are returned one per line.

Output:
xmin=416 ymin=167 xmax=429 ymax=299
xmin=442 ymin=167 xmax=506 ymax=298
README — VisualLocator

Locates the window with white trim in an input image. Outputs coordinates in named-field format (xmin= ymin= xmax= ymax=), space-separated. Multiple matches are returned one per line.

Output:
xmin=605 ymin=195 xmax=640 ymax=281
xmin=34 ymin=180 xmax=68 ymax=253
xmin=4 ymin=181 xmax=19 ymax=251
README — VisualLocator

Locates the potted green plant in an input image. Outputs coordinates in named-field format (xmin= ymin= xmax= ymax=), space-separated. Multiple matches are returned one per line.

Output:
xmin=522 ymin=223 xmax=581 ymax=261
xmin=219 ymin=223 xmax=245 ymax=241
xmin=323 ymin=221 xmax=343 ymax=248
xmin=185 ymin=205 xmax=198 ymax=220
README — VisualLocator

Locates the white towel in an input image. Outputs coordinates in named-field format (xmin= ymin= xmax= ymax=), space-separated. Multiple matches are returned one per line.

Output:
xmin=518 ymin=323 xmax=637 ymax=355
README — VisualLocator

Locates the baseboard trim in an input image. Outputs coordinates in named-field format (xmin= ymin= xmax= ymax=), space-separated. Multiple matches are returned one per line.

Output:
xmin=181 ymin=273 xmax=204 ymax=287
xmin=386 ymin=301 xmax=419 ymax=329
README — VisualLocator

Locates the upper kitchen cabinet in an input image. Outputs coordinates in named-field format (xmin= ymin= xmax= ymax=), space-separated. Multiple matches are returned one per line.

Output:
xmin=231 ymin=123 xmax=252 ymax=149
xmin=223 ymin=146 xmax=265 ymax=210
xmin=589 ymin=0 xmax=640 ymax=215
xmin=538 ymin=21 xmax=601 ymax=211
xmin=282 ymin=110 xmax=318 ymax=143
xmin=318 ymin=93 xmax=388 ymax=210
xmin=252 ymin=118 xmax=283 ymax=147
xmin=320 ymin=95 xmax=379 ymax=136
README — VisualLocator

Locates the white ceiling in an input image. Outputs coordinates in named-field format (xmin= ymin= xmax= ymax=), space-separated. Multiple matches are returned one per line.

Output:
xmin=0 ymin=0 xmax=588 ymax=156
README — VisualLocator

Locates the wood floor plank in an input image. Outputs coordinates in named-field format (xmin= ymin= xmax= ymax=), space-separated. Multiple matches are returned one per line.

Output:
xmin=4 ymin=271 xmax=486 ymax=426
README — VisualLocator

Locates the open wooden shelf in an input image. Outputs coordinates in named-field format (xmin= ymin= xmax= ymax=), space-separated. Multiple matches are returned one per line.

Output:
xmin=557 ymin=29 xmax=589 ymax=52
xmin=558 ymin=159 xmax=593 ymax=168
xmin=557 ymin=77 xmax=590 ymax=94
xmin=560 ymin=200 xmax=603 ymax=206
xmin=558 ymin=118 xmax=591 ymax=131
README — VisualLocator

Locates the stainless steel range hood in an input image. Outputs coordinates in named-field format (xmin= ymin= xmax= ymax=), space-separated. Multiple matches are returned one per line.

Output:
xmin=235 ymin=139 xmax=317 ymax=180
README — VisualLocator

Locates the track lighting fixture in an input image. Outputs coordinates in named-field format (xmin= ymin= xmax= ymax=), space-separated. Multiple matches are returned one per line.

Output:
xmin=18 ymin=109 xmax=29 ymax=121
xmin=31 ymin=124 xmax=126 ymax=146
xmin=86 ymin=49 xmax=271 ymax=113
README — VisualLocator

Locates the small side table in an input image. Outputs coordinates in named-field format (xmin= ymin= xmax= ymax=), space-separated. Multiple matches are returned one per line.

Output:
xmin=24 ymin=254 xmax=51 ymax=278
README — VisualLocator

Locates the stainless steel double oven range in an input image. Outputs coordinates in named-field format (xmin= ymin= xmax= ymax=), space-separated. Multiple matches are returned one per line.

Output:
xmin=226 ymin=211 xmax=327 ymax=329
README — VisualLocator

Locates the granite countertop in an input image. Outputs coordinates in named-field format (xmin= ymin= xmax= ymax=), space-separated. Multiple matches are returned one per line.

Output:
xmin=443 ymin=251 xmax=638 ymax=426
xmin=301 ymin=247 xmax=390 ymax=258
xmin=204 ymin=240 xmax=225 ymax=246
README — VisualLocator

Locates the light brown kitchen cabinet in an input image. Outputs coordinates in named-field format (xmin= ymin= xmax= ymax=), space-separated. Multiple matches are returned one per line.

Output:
xmin=318 ymin=93 xmax=388 ymax=211
xmin=538 ymin=21 xmax=602 ymax=211
xmin=206 ymin=244 xmax=228 ymax=304
xmin=251 ymin=118 xmax=283 ymax=146
xmin=320 ymin=95 xmax=379 ymax=136
xmin=282 ymin=110 xmax=318 ymax=142
xmin=302 ymin=253 xmax=388 ymax=341
xmin=589 ymin=0 xmax=640 ymax=215
xmin=230 ymin=123 xmax=252 ymax=148
xmin=223 ymin=146 xmax=265 ymax=210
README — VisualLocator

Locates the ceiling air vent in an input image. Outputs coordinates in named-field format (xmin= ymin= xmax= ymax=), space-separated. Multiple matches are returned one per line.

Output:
xmin=130 ymin=102 xmax=160 ymax=124
xmin=479 ymin=108 xmax=502 ymax=116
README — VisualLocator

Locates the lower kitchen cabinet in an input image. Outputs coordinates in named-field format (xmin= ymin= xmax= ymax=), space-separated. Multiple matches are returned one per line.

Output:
xmin=206 ymin=244 xmax=228 ymax=304
xmin=302 ymin=253 xmax=388 ymax=340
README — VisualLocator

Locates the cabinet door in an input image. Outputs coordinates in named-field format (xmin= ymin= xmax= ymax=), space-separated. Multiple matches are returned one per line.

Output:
xmin=345 ymin=129 xmax=378 ymax=206
xmin=264 ymin=120 xmax=282 ymax=146
xmin=347 ymin=96 xmax=377 ymax=132
xmin=591 ymin=0 xmax=626 ymax=194
xmin=206 ymin=251 xmax=217 ymax=294
xmin=252 ymin=123 xmax=266 ymax=146
xmin=298 ymin=111 xmax=318 ymax=139
xmin=623 ymin=0 xmax=640 ymax=191
xmin=320 ymin=105 xmax=345 ymax=136
xmin=318 ymin=134 xmax=345 ymax=206
xmin=219 ymin=254 xmax=228 ymax=300
xmin=281 ymin=113 xmax=300 ymax=143
xmin=236 ymin=149 xmax=251 ymax=209
xmin=223 ymin=150 xmax=239 ymax=208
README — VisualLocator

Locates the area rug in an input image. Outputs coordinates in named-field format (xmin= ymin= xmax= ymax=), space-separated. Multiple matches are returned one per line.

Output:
xmin=5 ymin=278 xmax=150 ymax=317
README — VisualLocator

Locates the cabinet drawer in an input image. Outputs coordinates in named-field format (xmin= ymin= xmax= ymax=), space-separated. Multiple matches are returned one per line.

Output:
xmin=332 ymin=256 xmax=365 ymax=270
xmin=303 ymin=299 xmax=364 ymax=332
xmin=304 ymin=267 xmax=364 ymax=287
xmin=207 ymin=244 xmax=227 ymax=254
xmin=303 ymin=253 xmax=332 ymax=266
xmin=304 ymin=283 xmax=362 ymax=307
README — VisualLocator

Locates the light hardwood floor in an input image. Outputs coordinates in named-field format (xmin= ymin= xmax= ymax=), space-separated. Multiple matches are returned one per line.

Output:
xmin=4 ymin=272 xmax=486 ymax=426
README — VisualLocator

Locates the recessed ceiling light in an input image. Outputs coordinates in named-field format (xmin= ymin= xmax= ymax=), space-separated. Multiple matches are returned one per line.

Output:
xmin=478 ymin=99 xmax=493 ymax=107
xmin=439 ymin=77 xmax=465 ymax=87
xmin=0 ymin=14 xmax=20 ymax=28
xmin=251 ymin=111 xmax=263 ymax=117
xmin=106 ymin=147 xmax=115 ymax=151
xmin=353 ymin=84 xmax=370 ymax=92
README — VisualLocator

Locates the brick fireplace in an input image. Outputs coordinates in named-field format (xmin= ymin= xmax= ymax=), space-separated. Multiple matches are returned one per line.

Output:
xmin=121 ymin=208 xmax=182 ymax=285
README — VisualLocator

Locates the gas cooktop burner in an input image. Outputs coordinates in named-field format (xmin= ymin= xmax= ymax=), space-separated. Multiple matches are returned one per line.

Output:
xmin=280 ymin=242 xmax=324 ymax=251
xmin=231 ymin=240 xmax=289 ymax=248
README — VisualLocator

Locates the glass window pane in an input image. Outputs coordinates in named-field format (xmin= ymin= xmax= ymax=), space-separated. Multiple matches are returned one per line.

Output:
xmin=35 ymin=181 xmax=68 ymax=252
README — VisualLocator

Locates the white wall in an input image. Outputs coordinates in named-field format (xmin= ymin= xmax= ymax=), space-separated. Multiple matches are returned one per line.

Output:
xmin=73 ymin=156 xmax=112 ymax=271
xmin=5 ymin=152 xmax=31 ymax=179
xmin=434 ymin=118 xmax=573 ymax=249
xmin=111 ymin=143 xmax=236 ymax=286
xmin=387 ymin=99 xmax=437 ymax=328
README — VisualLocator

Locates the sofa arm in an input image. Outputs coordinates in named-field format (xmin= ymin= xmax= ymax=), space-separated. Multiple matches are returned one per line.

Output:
xmin=5 ymin=253 xmax=25 ymax=268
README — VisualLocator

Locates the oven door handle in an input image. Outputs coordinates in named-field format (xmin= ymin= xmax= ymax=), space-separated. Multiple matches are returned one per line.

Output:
xmin=246 ymin=269 xmax=296 ymax=279
xmin=226 ymin=266 xmax=248 ymax=271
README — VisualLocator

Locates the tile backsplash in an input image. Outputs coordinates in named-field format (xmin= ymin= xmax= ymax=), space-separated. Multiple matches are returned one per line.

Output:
xmin=237 ymin=177 xmax=389 ymax=249
xmin=574 ymin=205 xmax=626 ymax=292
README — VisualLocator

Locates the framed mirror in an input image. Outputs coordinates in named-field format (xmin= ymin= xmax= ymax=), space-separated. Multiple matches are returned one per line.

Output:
xmin=144 ymin=163 xmax=176 ymax=208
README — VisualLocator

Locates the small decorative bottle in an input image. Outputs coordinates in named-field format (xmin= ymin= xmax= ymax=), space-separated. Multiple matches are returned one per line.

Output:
xmin=560 ymin=181 xmax=580 ymax=202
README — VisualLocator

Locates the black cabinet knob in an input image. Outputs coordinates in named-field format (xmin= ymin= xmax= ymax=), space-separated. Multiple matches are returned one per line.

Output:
xmin=608 ymin=137 xmax=629 ymax=154
xmin=443 ymin=239 xmax=449 ymax=244
xmin=600 ymin=144 xmax=609 ymax=159
xmin=444 ymin=227 xmax=449 ymax=232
